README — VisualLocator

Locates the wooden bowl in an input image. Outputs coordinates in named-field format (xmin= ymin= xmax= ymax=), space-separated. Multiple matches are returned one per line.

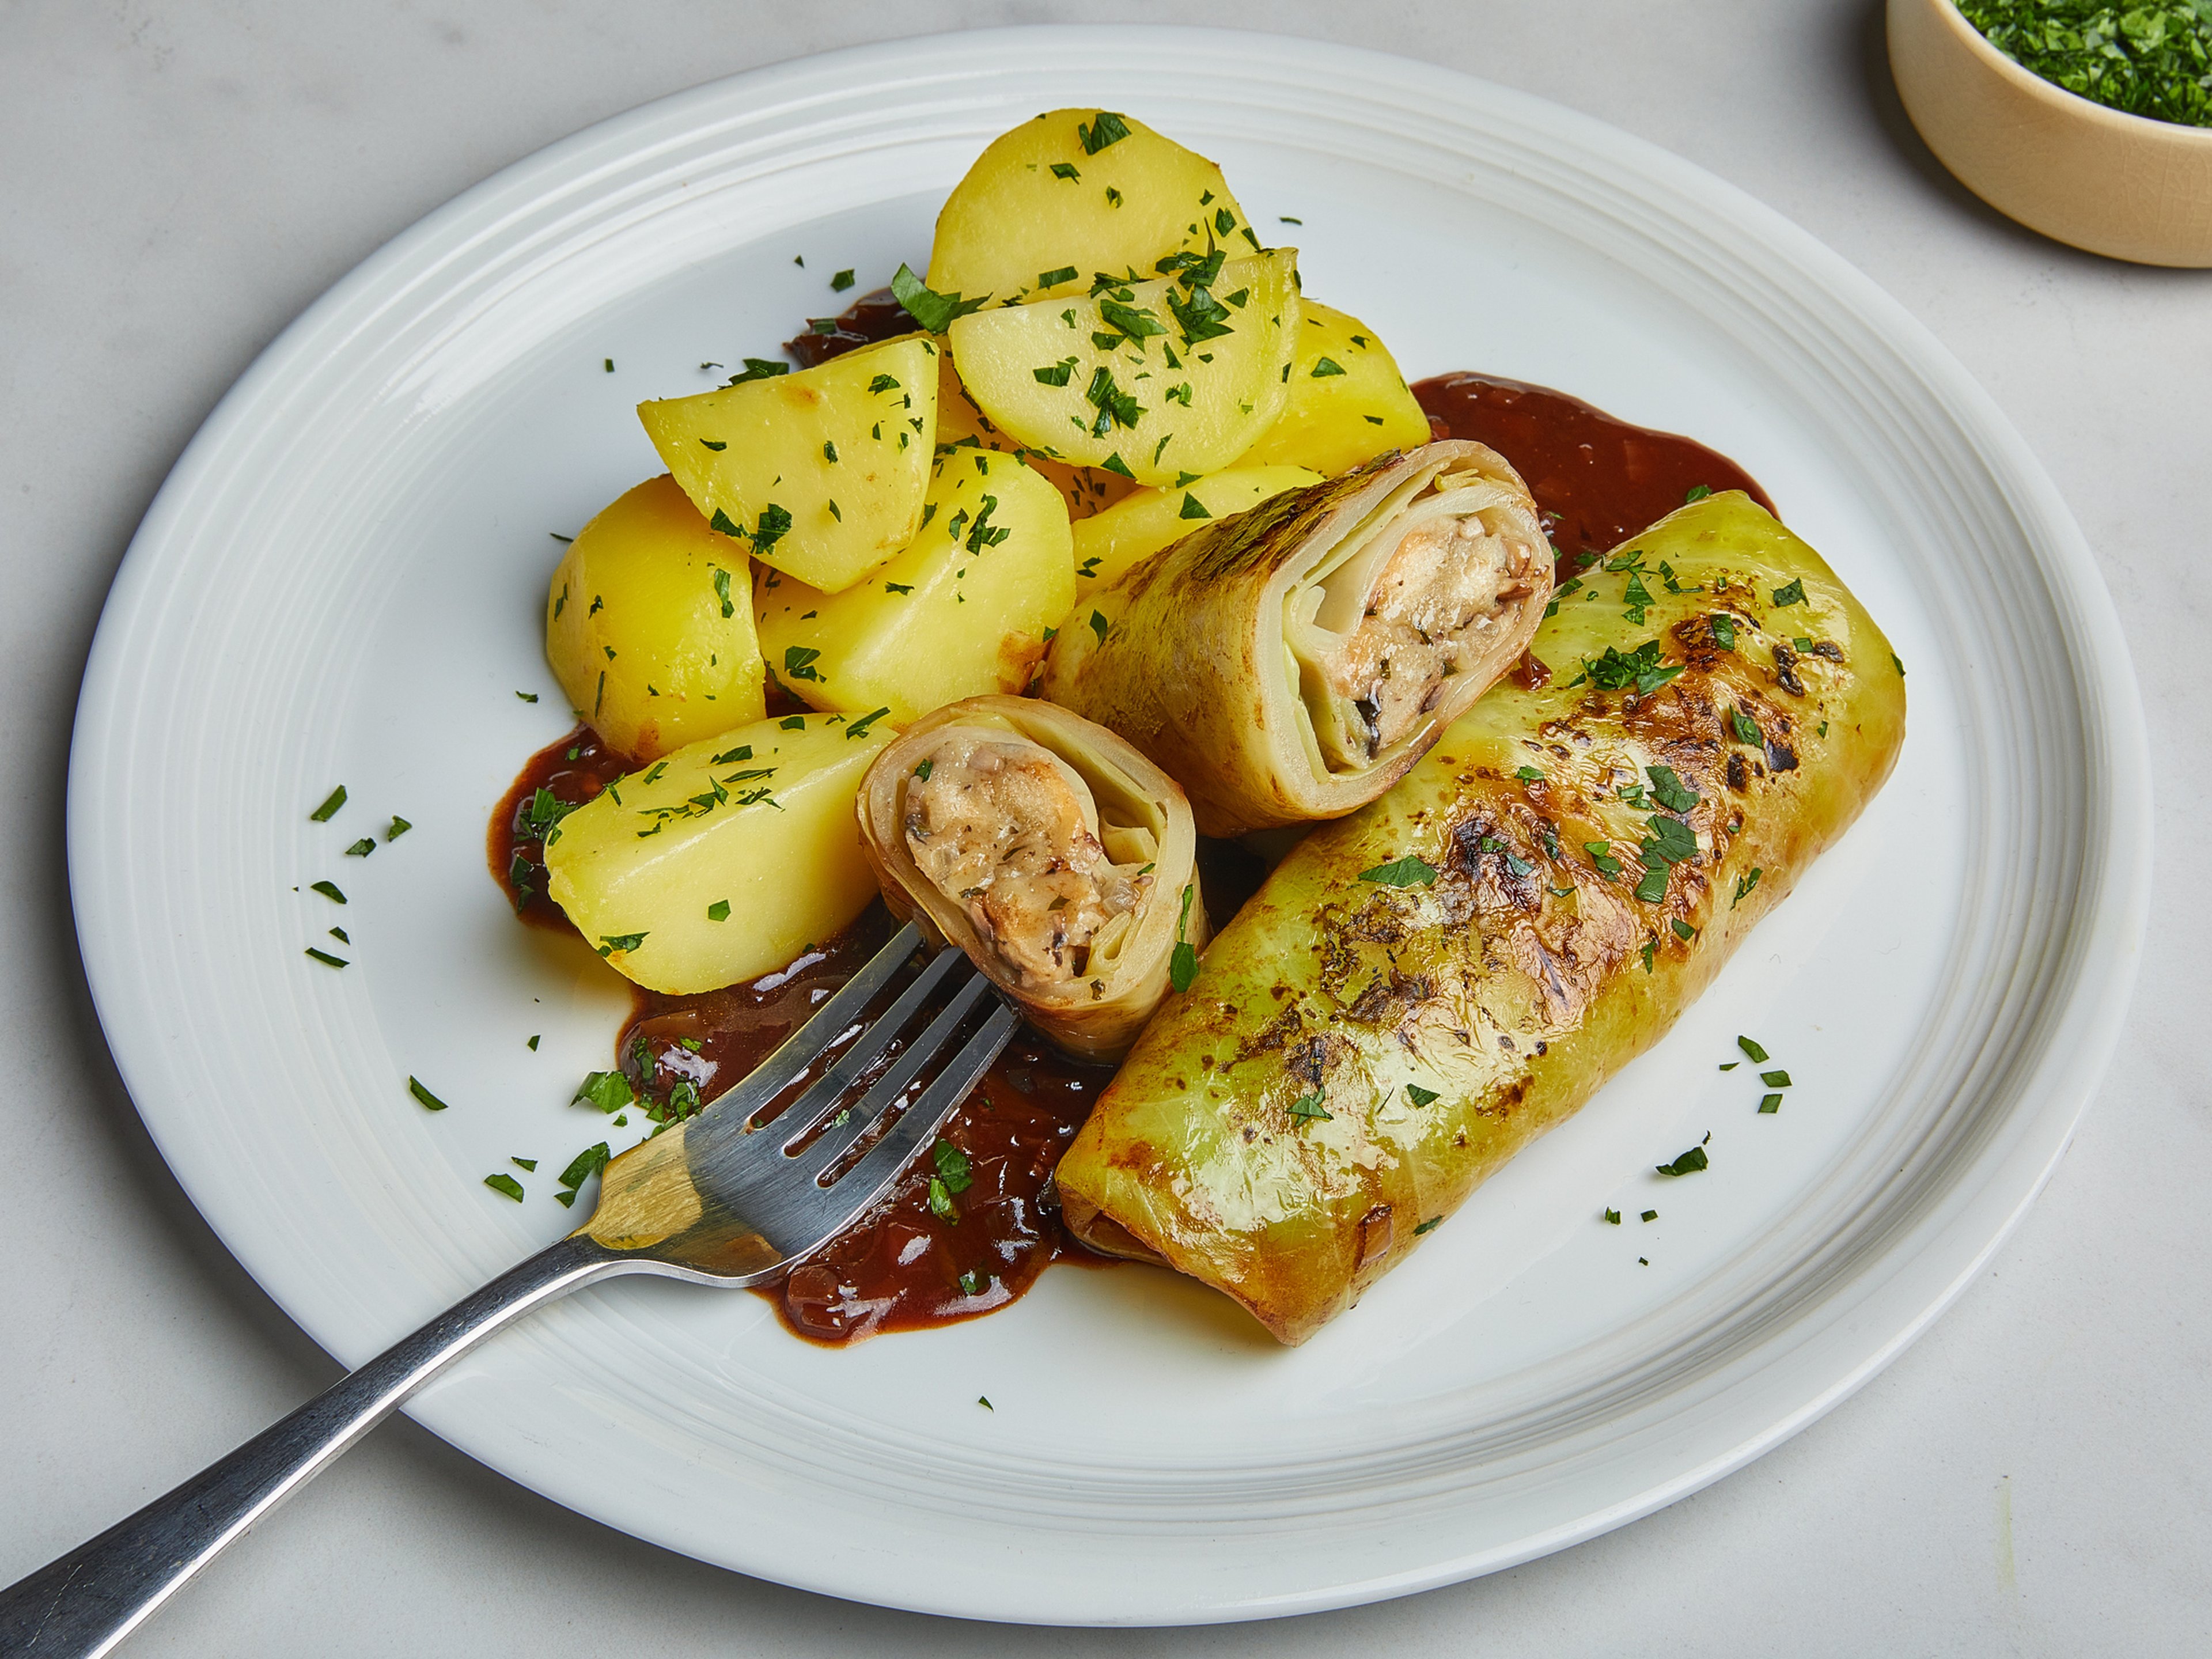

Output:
xmin=1888 ymin=0 xmax=2212 ymax=266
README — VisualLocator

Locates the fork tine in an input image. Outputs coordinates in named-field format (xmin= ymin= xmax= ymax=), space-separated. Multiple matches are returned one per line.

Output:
xmin=785 ymin=968 xmax=997 ymax=1182
xmin=706 ymin=921 xmax=922 ymax=1124
xmin=766 ymin=1002 xmax=1019 ymax=1253
xmin=768 ymin=945 xmax=975 ymax=1150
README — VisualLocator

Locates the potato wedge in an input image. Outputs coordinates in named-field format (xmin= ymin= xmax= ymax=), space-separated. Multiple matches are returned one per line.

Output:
xmin=927 ymin=109 xmax=1255 ymax=305
xmin=756 ymin=448 xmax=1073 ymax=726
xmin=543 ymin=711 xmax=896 ymax=993
xmin=948 ymin=249 xmax=1300 ymax=486
xmin=544 ymin=475 xmax=766 ymax=761
xmin=1233 ymin=299 xmax=1433 ymax=476
xmin=934 ymin=346 xmax=1135 ymax=522
xmin=1069 ymin=464 xmax=1322 ymax=599
xmin=638 ymin=336 xmax=936 ymax=593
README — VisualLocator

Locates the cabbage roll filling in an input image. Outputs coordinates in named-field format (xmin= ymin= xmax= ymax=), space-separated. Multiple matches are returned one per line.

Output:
xmin=902 ymin=728 xmax=1156 ymax=991
xmin=1290 ymin=469 xmax=1541 ymax=771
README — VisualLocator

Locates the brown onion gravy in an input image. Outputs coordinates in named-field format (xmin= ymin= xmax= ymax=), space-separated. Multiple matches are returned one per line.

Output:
xmin=489 ymin=352 xmax=1770 ymax=1344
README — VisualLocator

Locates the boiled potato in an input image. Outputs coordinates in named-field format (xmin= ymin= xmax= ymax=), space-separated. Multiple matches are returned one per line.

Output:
xmin=1233 ymin=300 xmax=1431 ymax=476
xmin=638 ymin=336 xmax=937 ymax=593
xmin=544 ymin=475 xmax=766 ymax=762
xmin=927 ymin=109 xmax=1255 ymax=305
xmin=544 ymin=712 xmax=895 ymax=993
xmin=934 ymin=346 xmax=1135 ymax=522
xmin=756 ymin=448 xmax=1073 ymax=725
xmin=948 ymin=249 xmax=1300 ymax=486
xmin=1069 ymin=464 xmax=1321 ymax=600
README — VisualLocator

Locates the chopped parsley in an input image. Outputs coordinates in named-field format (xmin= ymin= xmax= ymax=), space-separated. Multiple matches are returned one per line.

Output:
xmin=310 ymin=880 xmax=346 ymax=904
xmin=1657 ymin=1145 xmax=1708 ymax=1176
xmin=1728 ymin=706 xmax=1762 ymax=745
xmin=1584 ymin=842 xmax=1623 ymax=879
xmin=725 ymin=358 xmax=789 ymax=384
xmin=707 ymin=899 xmax=731 ymax=922
xmin=1604 ymin=1208 xmax=1622 ymax=1224
xmin=1514 ymin=766 xmax=1545 ymax=782
xmin=782 ymin=645 xmax=822 ymax=683
xmin=1037 ymin=265 xmax=1078 ymax=289
xmin=1760 ymin=1069 xmax=1793 ymax=1088
xmin=931 ymin=1139 xmax=973 ymax=1194
xmin=1088 ymin=609 xmax=1109 ymax=645
xmin=927 ymin=1176 xmax=959 ymax=1221
xmin=555 ymin=1142 xmax=609 ymax=1207
xmin=1169 ymin=885 xmax=1200 ymax=992
xmin=1641 ymin=1209 xmax=1658 ymax=1223
xmin=958 ymin=1270 xmax=988 ymax=1296
xmin=831 ymin=268 xmax=856 ymax=291
xmin=1414 ymin=1217 xmax=1442 ymax=1236
xmin=890 ymin=262 xmax=987 ymax=332
xmin=483 ymin=1173 xmax=525 ymax=1202
xmin=344 ymin=838 xmax=375 ymax=857
xmin=1646 ymin=766 xmax=1700 ymax=814
xmin=1684 ymin=484 xmax=1712 ymax=503
xmin=1179 ymin=493 xmax=1211 ymax=520
xmin=309 ymin=785 xmax=347 ymax=821
xmin=1405 ymin=1084 xmax=1440 ymax=1107
xmin=1573 ymin=639 xmax=1683 ymax=697
xmin=1771 ymin=577 xmax=1807 ymax=608
xmin=1737 ymin=1035 xmax=1770 ymax=1063
xmin=846 ymin=707 xmax=891 ymax=741
xmin=597 ymin=931 xmax=647 ymax=957
xmin=1077 ymin=110 xmax=1131 ymax=153
xmin=573 ymin=1070 xmax=633 ymax=1113
xmin=408 ymin=1076 xmax=451 ymax=1112
xmin=1033 ymin=357 xmax=1077 ymax=387
xmin=1359 ymin=854 xmax=1438 ymax=887
xmin=304 ymin=946 xmax=348 ymax=968
xmin=752 ymin=503 xmax=793 ymax=552
xmin=1286 ymin=1089 xmax=1332 ymax=1123
xmin=1732 ymin=868 xmax=1763 ymax=907
xmin=1309 ymin=356 xmax=1347 ymax=378
xmin=913 ymin=758 xmax=933 ymax=782
xmin=1759 ymin=1094 xmax=1782 ymax=1114
xmin=385 ymin=816 xmax=411 ymax=841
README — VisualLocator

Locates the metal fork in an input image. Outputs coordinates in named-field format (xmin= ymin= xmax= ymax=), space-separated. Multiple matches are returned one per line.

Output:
xmin=0 ymin=922 xmax=1009 ymax=1659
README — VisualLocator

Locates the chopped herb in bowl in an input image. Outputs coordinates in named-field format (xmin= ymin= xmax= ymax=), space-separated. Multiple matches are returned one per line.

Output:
xmin=1957 ymin=1 xmax=2212 ymax=128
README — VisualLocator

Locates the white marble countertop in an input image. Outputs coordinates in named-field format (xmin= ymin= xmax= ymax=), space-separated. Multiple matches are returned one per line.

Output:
xmin=4 ymin=2 xmax=2206 ymax=1653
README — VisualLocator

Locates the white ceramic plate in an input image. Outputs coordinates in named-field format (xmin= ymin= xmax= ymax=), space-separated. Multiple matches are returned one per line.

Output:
xmin=68 ymin=26 xmax=2149 ymax=1626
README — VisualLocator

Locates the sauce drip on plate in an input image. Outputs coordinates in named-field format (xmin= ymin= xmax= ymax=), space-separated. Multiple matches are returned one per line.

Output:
xmin=489 ymin=353 xmax=1772 ymax=1344
xmin=1413 ymin=373 xmax=1776 ymax=561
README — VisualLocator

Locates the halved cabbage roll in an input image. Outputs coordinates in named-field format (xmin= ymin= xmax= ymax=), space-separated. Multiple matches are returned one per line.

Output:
xmin=857 ymin=696 xmax=1204 ymax=1062
xmin=1039 ymin=441 xmax=1550 ymax=837
xmin=1054 ymin=491 xmax=1907 ymax=1344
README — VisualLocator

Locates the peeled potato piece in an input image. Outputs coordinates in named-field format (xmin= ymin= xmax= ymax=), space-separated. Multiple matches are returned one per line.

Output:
xmin=544 ymin=475 xmax=767 ymax=762
xmin=948 ymin=249 xmax=1300 ymax=487
xmin=544 ymin=711 xmax=896 ymax=993
xmin=755 ymin=447 xmax=1074 ymax=727
xmin=934 ymin=347 xmax=1135 ymax=522
xmin=927 ymin=109 xmax=1256 ymax=306
xmin=1070 ymin=464 xmax=1322 ymax=599
xmin=1042 ymin=441 xmax=1552 ymax=836
xmin=639 ymin=336 xmax=937 ymax=593
xmin=858 ymin=696 xmax=1205 ymax=1062
xmin=1234 ymin=300 xmax=1434 ymax=477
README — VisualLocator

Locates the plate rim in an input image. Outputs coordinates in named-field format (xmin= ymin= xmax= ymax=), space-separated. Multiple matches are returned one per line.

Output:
xmin=65 ymin=22 xmax=2153 ymax=1624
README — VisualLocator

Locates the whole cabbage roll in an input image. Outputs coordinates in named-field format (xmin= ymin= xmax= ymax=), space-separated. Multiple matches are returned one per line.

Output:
xmin=1055 ymin=491 xmax=1906 ymax=1344
xmin=1039 ymin=441 xmax=1551 ymax=837
xmin=857 ymin=696 xmax=1205 ymax=1063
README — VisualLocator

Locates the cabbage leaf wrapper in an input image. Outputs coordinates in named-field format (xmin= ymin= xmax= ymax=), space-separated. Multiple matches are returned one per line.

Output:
xmin=1039 ymin=441 xmax=1551 ymax=837
xmin=1055 ymin=493 xmax=1906 ymax=1344
xmin=858 ymin=696 xmax=1205 ymax=1063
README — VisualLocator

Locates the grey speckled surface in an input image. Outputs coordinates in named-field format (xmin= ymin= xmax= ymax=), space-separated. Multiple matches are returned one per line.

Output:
xmin=2 ymin=2 xmax=2206 ymax=1653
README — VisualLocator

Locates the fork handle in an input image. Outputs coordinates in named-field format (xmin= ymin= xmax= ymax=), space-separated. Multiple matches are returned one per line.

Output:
xmin=0 ymin=1232 xmax=645 ymax=1658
